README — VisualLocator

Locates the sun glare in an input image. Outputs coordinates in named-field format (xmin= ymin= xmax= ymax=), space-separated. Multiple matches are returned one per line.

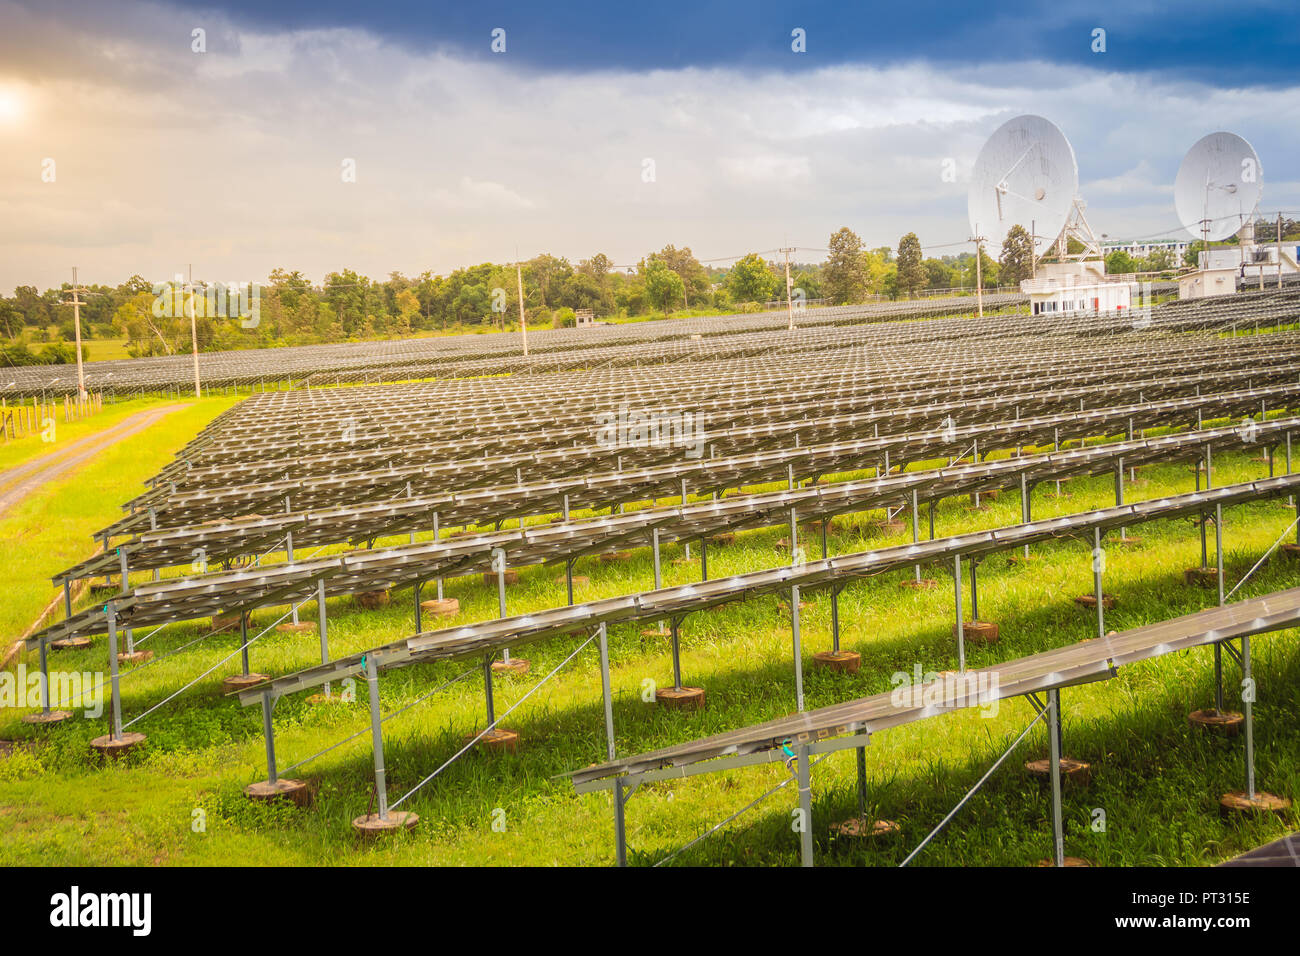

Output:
xmin=0 ymin=86 xmax=26 ymax=124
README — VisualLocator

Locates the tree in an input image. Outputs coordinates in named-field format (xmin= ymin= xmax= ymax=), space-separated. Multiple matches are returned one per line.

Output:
xmin=643 ymin=259 xmax=685 ymax=312
xmin=726 ymin=253 xmax=779 ymax=304
xmin=823 ymin=227 xmax=868 ymax=304
xmin=1105 ymin=250 xmax=1137 ymax=275
xmin=896 ymin=233 xmax=925 ymax=297
xmin=646 ymin=245 xmax=710 ymax=306
xmin=923 ymin=258 xmax=955 ymax=290
xmin=998 ymin=224 xmax=1034 ymax=287
xmin=1184 ymin=241 xmax=1206 ymax=268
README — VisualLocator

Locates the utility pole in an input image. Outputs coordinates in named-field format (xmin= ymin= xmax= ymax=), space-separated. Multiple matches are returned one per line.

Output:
xmin=186 ymin=264 xmax=201 ymax=398
xmin=60 ymin=267 xmax=89 ymax=399
xmin=780 ymin=246 xmax=796 ymax=330
xmin=1280 ymin=212 xmax=1285 ymax=290
xmin=516 ymin=261 xmax=528 ymax=356
xmin=970 ymin=225 xmax=986 ymax=317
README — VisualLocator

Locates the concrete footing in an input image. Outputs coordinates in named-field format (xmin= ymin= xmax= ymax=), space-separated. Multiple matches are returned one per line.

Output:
xmin=599 ymin=550 xmax=635 ymax=564
xmin=710 ymin=532 xmax=736 ymax=546
xmin=22 ymin=710 xmax=74 ymax=725
xmin=420 ymin=598 xmax=460 ymax=618
xmin=355 ymin=589 xmax=391 ymax=610
xmin=483 ymin=570 xmax=519 ymax=586
xmin=778 ymin=600 xmax=811 ymax=613
xmin=51 ymin=637 xmax=91 ymax=650
xmin=1025 ymin=757 xmax=1091 ymax=786
xmin=244 ymin=778 xmax=311 ymax=806
xmin=1280 ymin=544 xmax=1300 ymax=559
xmin=275 ymin=622 xmax=315 ymax=633
xmin=210 ymin=610 xmax=251 ymax=633
xmin=1035 ymin=857 xmax=1092 ymax=867
xmin=1189 ymin=708 xmax=1244 ymax=735
xmin=829 ymin=816 xmax=899 ymax=839
xmin=553 ymin=575 xmax=590 ymax=588
xmin=90 ymin=731 xmax=146 ymax=758
xmin=898 ymin=578 xmax=938 ymax=590
xmin=117 ymin=650 xmax=153 ymax=664
xmin=464 ymin=728 xmax=520 ymax=753
xmin=1115 ymin=536 xmax=1144 ymax=548
xmin=1183 ymin=567 xmax=1219 ymax=588
xmin=813 ymin=650 xmax=861 ymax=673
xmin=352 ymin=811 xmax=419 ymax=835
xmin=490 ymin=657 xmax=531 ymax=676
xmin=655 ymin=686 xmax=706 ymax=710
xmin=1219 ymin=791 xmax=1292 ymax=818
xmin=953 ymin=621 xmax=999 ymax=644
xmin=1074 ymin=593 xmax=1116 ymax=610
xmin=221 ymin=673 xmax=269 ymax=694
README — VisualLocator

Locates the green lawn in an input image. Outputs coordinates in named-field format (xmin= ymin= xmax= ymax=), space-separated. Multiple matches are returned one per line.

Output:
xmin=1 ymin=412 xmax=1297 ymax=867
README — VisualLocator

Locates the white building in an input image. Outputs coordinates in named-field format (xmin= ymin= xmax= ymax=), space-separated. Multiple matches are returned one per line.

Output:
xmin=1101 ymin=237 xmax=1193 ymax=262
xmin=1021 ymin=260 xmax=1132 ymax=315
xmin=1178 ymin=268 xmax=1237 ymax=299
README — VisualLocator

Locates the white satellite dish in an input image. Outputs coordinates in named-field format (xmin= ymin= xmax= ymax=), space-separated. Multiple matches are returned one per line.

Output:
xmin=1174 ymin=132 xmax=1262 ymax=243
xmin=968 ymin=114 xmax=1079 ymax=258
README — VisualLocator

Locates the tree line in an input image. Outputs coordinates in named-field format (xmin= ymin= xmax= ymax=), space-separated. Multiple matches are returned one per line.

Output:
xmin=0 ymin=229 xmax=1043 ymax=361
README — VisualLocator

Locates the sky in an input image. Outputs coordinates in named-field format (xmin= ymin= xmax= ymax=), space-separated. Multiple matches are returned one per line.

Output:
xmin=0 ymin=0 xmax=1297 ymax=291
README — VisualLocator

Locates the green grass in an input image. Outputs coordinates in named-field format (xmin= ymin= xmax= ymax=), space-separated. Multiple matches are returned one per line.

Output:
xmin=1 ymin=416 xmax=1298 ymax=867
xmin=0 ymin=395 xmax=193 ymax=473
xmin=0 ymin=395 xmax=238 ymax=644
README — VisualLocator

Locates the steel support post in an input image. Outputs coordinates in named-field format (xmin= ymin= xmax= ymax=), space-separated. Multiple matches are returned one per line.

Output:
xmin=1048 ymin=689 xmax=1064 ymax=867
xmin=681 ymin=480 xmax=690 ymax=561
xmin=597 ymin=623 xmax=626 ymax=867
xmin=483 ymin=653 xmax=496 ymax=725
xmin=1243 ymin=635 xmax=1255 ymax=800
xmin=792 ymin=584 xmax=805 ymax=712
xmin=1021 ymin=474 xmax=1031 ymax=560
xmin=1215 ymin=504 xmax=1225 ymax=607
xmin=797 ymin=743 xmax=814 ymax=868
xmin=1093 ymin=527 xmax=1105 ymax=639
xmin=912 ymin=489 xmax=922 ymax=580
xmin=118 ymin=548 xmax=135 ymax=654
xmin=107 ymin=602 xmax=122 ymax=741
xmin=954 ymin=553 xmax=965 ymax=673
xmin=239 ymin=613 xmax=250 ymax=675
xmin=414 ymin=580 xmax=422 ymax=633
xmin=261 ymin=691 xmax=277 ymax=784
xmin=37 ymin=636 xmax=51 ymax=714
xmin=700 ymin=537 xmax=708 ymax=582
xmin=365 ymin=657 xmax=389 ymax=821
xmin=670 ymin=618 xmax=683 ymax=690
xmin=433 ymin=511 xmax=444 ymax=600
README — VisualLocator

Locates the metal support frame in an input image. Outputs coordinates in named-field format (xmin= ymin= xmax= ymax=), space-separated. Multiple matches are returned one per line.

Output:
xmin=670 ymin=617 xmax=683 ymax=691
xmin=1047 ymin=689 xmax=1065 ymax=867
xmin=796 ymin=743 xmax=814 ymax=867
xmin=791 ymin=584 xmax=805 ymax=712
xmin=261 ymin=691 xmax=277 ymax=784
xmin=1020 ymin=473 xmax=1031 ymax=560
xmin=239 ymin=613 xmax=250 ymax=676
xmin=118 ymin=548 xmax=135 ymax=655
xmin=700 ymin=536 xmax=709 ymax=582
xmin=318 ymin=578 xmax=330 ymax=697
xmin=1093 ymin=527 xmax=1105 ymax=639
xmin=107 ymin=602 xmax=122 ymax=741
xmin=493 ymin=547 xmax=512 ymax=665
xmin=912 ymin=489 xmax=923 ymax=580
xmin=365 ymin=657 xmax=389 ymax=821
xmin=597 ymin=623 xmax=627 ymax=867
xmin=953 ymin=553 xmax=965 ymax=673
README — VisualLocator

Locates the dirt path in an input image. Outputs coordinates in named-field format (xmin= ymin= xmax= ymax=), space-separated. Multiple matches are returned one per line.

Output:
xmin=0 ymin=404 xmax=186 ymax=518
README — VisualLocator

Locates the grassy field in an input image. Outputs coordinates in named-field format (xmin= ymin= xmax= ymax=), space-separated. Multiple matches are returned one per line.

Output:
xmin=0 ymin=394 xmax=192 ymax=473
xmin=0 ymin=408 xmax=1297 ymax=867
xmin=0 ymin=395 xmax=238 ymax=649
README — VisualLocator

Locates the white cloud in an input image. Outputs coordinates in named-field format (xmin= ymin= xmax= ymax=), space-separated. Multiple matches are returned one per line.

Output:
xmin=2 ymin=0 xmax=1300 ymax=291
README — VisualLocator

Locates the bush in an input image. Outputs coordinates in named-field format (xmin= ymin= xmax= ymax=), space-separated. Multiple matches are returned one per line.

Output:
xmin=552 ymin=307 xmax=576 ymax=329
